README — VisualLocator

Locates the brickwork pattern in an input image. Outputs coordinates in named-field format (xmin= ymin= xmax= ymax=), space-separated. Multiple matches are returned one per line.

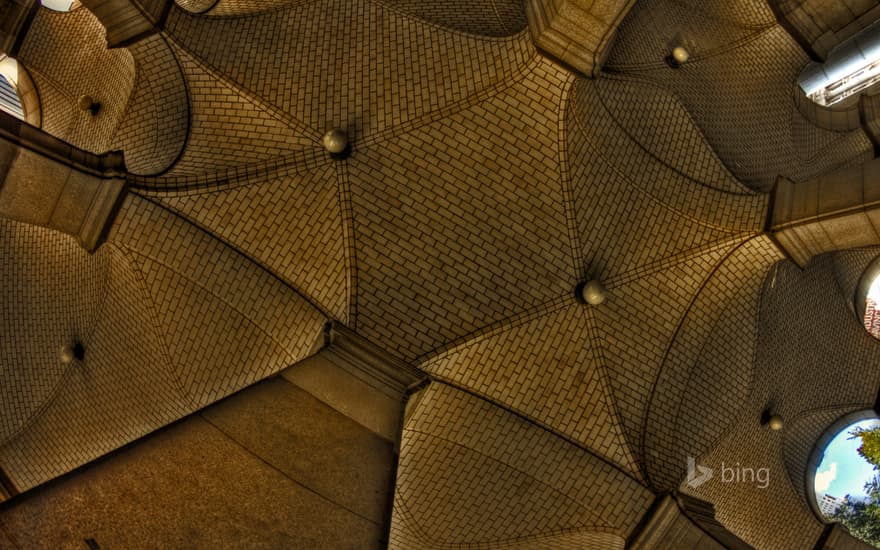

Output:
xmin=644 ymin=236 xmax=783 ymax=492
xmin=0 ymin=194 xmax=327 ymax=492
xmin=375 ymin=0 xmax=527 ymax=37
xmin=175 ymin=0 xmax=218 ymax=13
xmin=0 ymin=220 xmax=108 ymax=448
xmin=348 ymin=57 xmax=573 ymax=361
xmin=6 ymin=0 xmax=880 ymax=546
xmin=0 ymin=243 xmax=186 ymax=490
xmin=566 ymin=75 xmax=766 ymax=284
xmin=606 ymin=0 xmax=776 ymax=70
xmin=27 ymin=71 xmax=75 ymax=138
xmin=389 ymin=383 xmax=652 ymax=548
xmin=164 ymin=0 xmax=534 ymax=144
xmin=591 ymin=240 xmax=740 ymax=477
xmin=420 ymin=304 xmax=638 ymax=477
xmin=605 ymin=0 xmax=873 ymax=190
xmin=18 ymin=7 xmax=135 ymax=153
xmin=593 ymin=75 xmax=749 ymax=195
xmin=111 ymin=34 xmax=189 ymax=176
xmin=683 ymin=253 xmax=880 ymax=549
xmin=205 ymin=0 xmax=311 ymax=16
xmin=157 ymin=47 xmax=313 ymax=177
xmin=106 ymin=196 xmax=328 ymax=405
xmin=156 ymin=164 xmax=349 ymax=321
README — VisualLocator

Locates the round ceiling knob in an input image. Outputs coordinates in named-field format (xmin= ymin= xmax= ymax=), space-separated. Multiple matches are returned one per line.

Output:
xmin=78 ymin=95 xmax=95 ymax=111
xmin=767 ymin=415 xmax=784 ymax=431
xmin=671 ymin=46 xmax=690 ymax=64
xmin=59 ymin=344 xmax=76 ymax=365
xmin=579 ymin=280 xmax=607 ymax=306
xmin=322 ymin=129 xmax=349 ymax=154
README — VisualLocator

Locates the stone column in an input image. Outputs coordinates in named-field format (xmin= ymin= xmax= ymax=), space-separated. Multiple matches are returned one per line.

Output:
xmin=767 ymin=158 xmax=880 ymax=268
xmin=525 ymin=0 xmax=637 ymax=77
xmin=0 ymin=111 xmax=126 ymax=252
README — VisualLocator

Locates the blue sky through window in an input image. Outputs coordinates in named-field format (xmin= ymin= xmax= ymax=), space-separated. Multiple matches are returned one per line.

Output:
xmin=815 ymin=418 xmax=880 ymax=507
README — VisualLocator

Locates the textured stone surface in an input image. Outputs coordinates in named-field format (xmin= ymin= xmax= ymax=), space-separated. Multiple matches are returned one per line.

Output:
xmin=0 ymin=383 xmax=386 ymax=549
xmin=2 ymin=0 xmax=880 ymax=547
xmin=389 ymin=383 xmax=653 ymax=548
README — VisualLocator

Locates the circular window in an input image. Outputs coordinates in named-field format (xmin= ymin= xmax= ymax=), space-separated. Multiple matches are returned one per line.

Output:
xmin=855 ymin=256 xmax=880 ymax=339
xmin=810 ymin=413 xmax=880 ymax=547
xmin=864 ymin=275 xmax=880 ymax=338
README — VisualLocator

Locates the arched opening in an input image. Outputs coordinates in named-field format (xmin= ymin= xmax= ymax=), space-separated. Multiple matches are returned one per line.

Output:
xmin=0 ymin=56 xmax=23 ymax=119
xmin=0 ymin=55 xmax=40 ymax=127
xmin=174 ymin=0 xmax=219 ymax=14
xmin=40 ymin=0 xmax=79 ymax=12
xmin=799 ymin=20 xmax=880 ymax=109
xmin=856 ymin=256 xmax=880 ymax=340
xmin=808 ymin=411 xmax=880 ymax=547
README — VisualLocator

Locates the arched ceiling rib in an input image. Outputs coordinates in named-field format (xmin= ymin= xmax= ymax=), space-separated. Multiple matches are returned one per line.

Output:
xmin=154 ymin=164 xmax=349 ymax=322
xmin=605 ymin=0 xmax=873 ymax=190
xmin=348 ymin=57 xmax=574 ymax=361
xmin=375 ymin=0 xmax=527 ymax=37
xmin=389 ymin=383 xmax=651 ymax=548
xmin=683 ymin=251 xmax=880 ymax=549
xmin=565 ymin=75 xmax=766 ymax=283
xmin=162 ymin=0 xmax=535 ymax=144
xmin=0 ymin=242 xmax=188 ymax=489
xmin=0 ymin=195 xmax=327 ymax=493
xmin=644 ymin=236 xmax=782 ymax=492
xmin=420 ymin=303 xmax=639 ymax=478
xmin=151 ymin=47 xmax=314 ymax=178
xmin=17 ymin=6 xmax=134 ymax=154
xmin=0 ymin=220 xmax=108 ymax=448
xmin=174 ymin=0 xmax=219 ymax=13
xmin=591 ymin=240 xmax=743 ymax=478
xmin=111 ymin=34 xmax=189 ymax=176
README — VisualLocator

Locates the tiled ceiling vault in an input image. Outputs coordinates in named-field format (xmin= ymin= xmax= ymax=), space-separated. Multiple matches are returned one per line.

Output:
xmin=2 ymin=0 xmax=880 ymax=549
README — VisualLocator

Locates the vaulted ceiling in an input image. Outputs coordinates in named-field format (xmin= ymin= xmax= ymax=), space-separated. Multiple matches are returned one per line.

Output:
xmin=2 ymin=0 xmax=880 ymax=548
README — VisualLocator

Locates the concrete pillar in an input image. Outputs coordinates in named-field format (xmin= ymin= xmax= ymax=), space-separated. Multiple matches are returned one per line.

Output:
xmin=79 ymin=0 xmax=172 ymax=48
xmin=525 ymin=0 xmax=637 ymax=77
xmin=768 ymin=158 xmax=880 ymax=268
xmin=0 ymin=111 xmax=126 ymax=252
